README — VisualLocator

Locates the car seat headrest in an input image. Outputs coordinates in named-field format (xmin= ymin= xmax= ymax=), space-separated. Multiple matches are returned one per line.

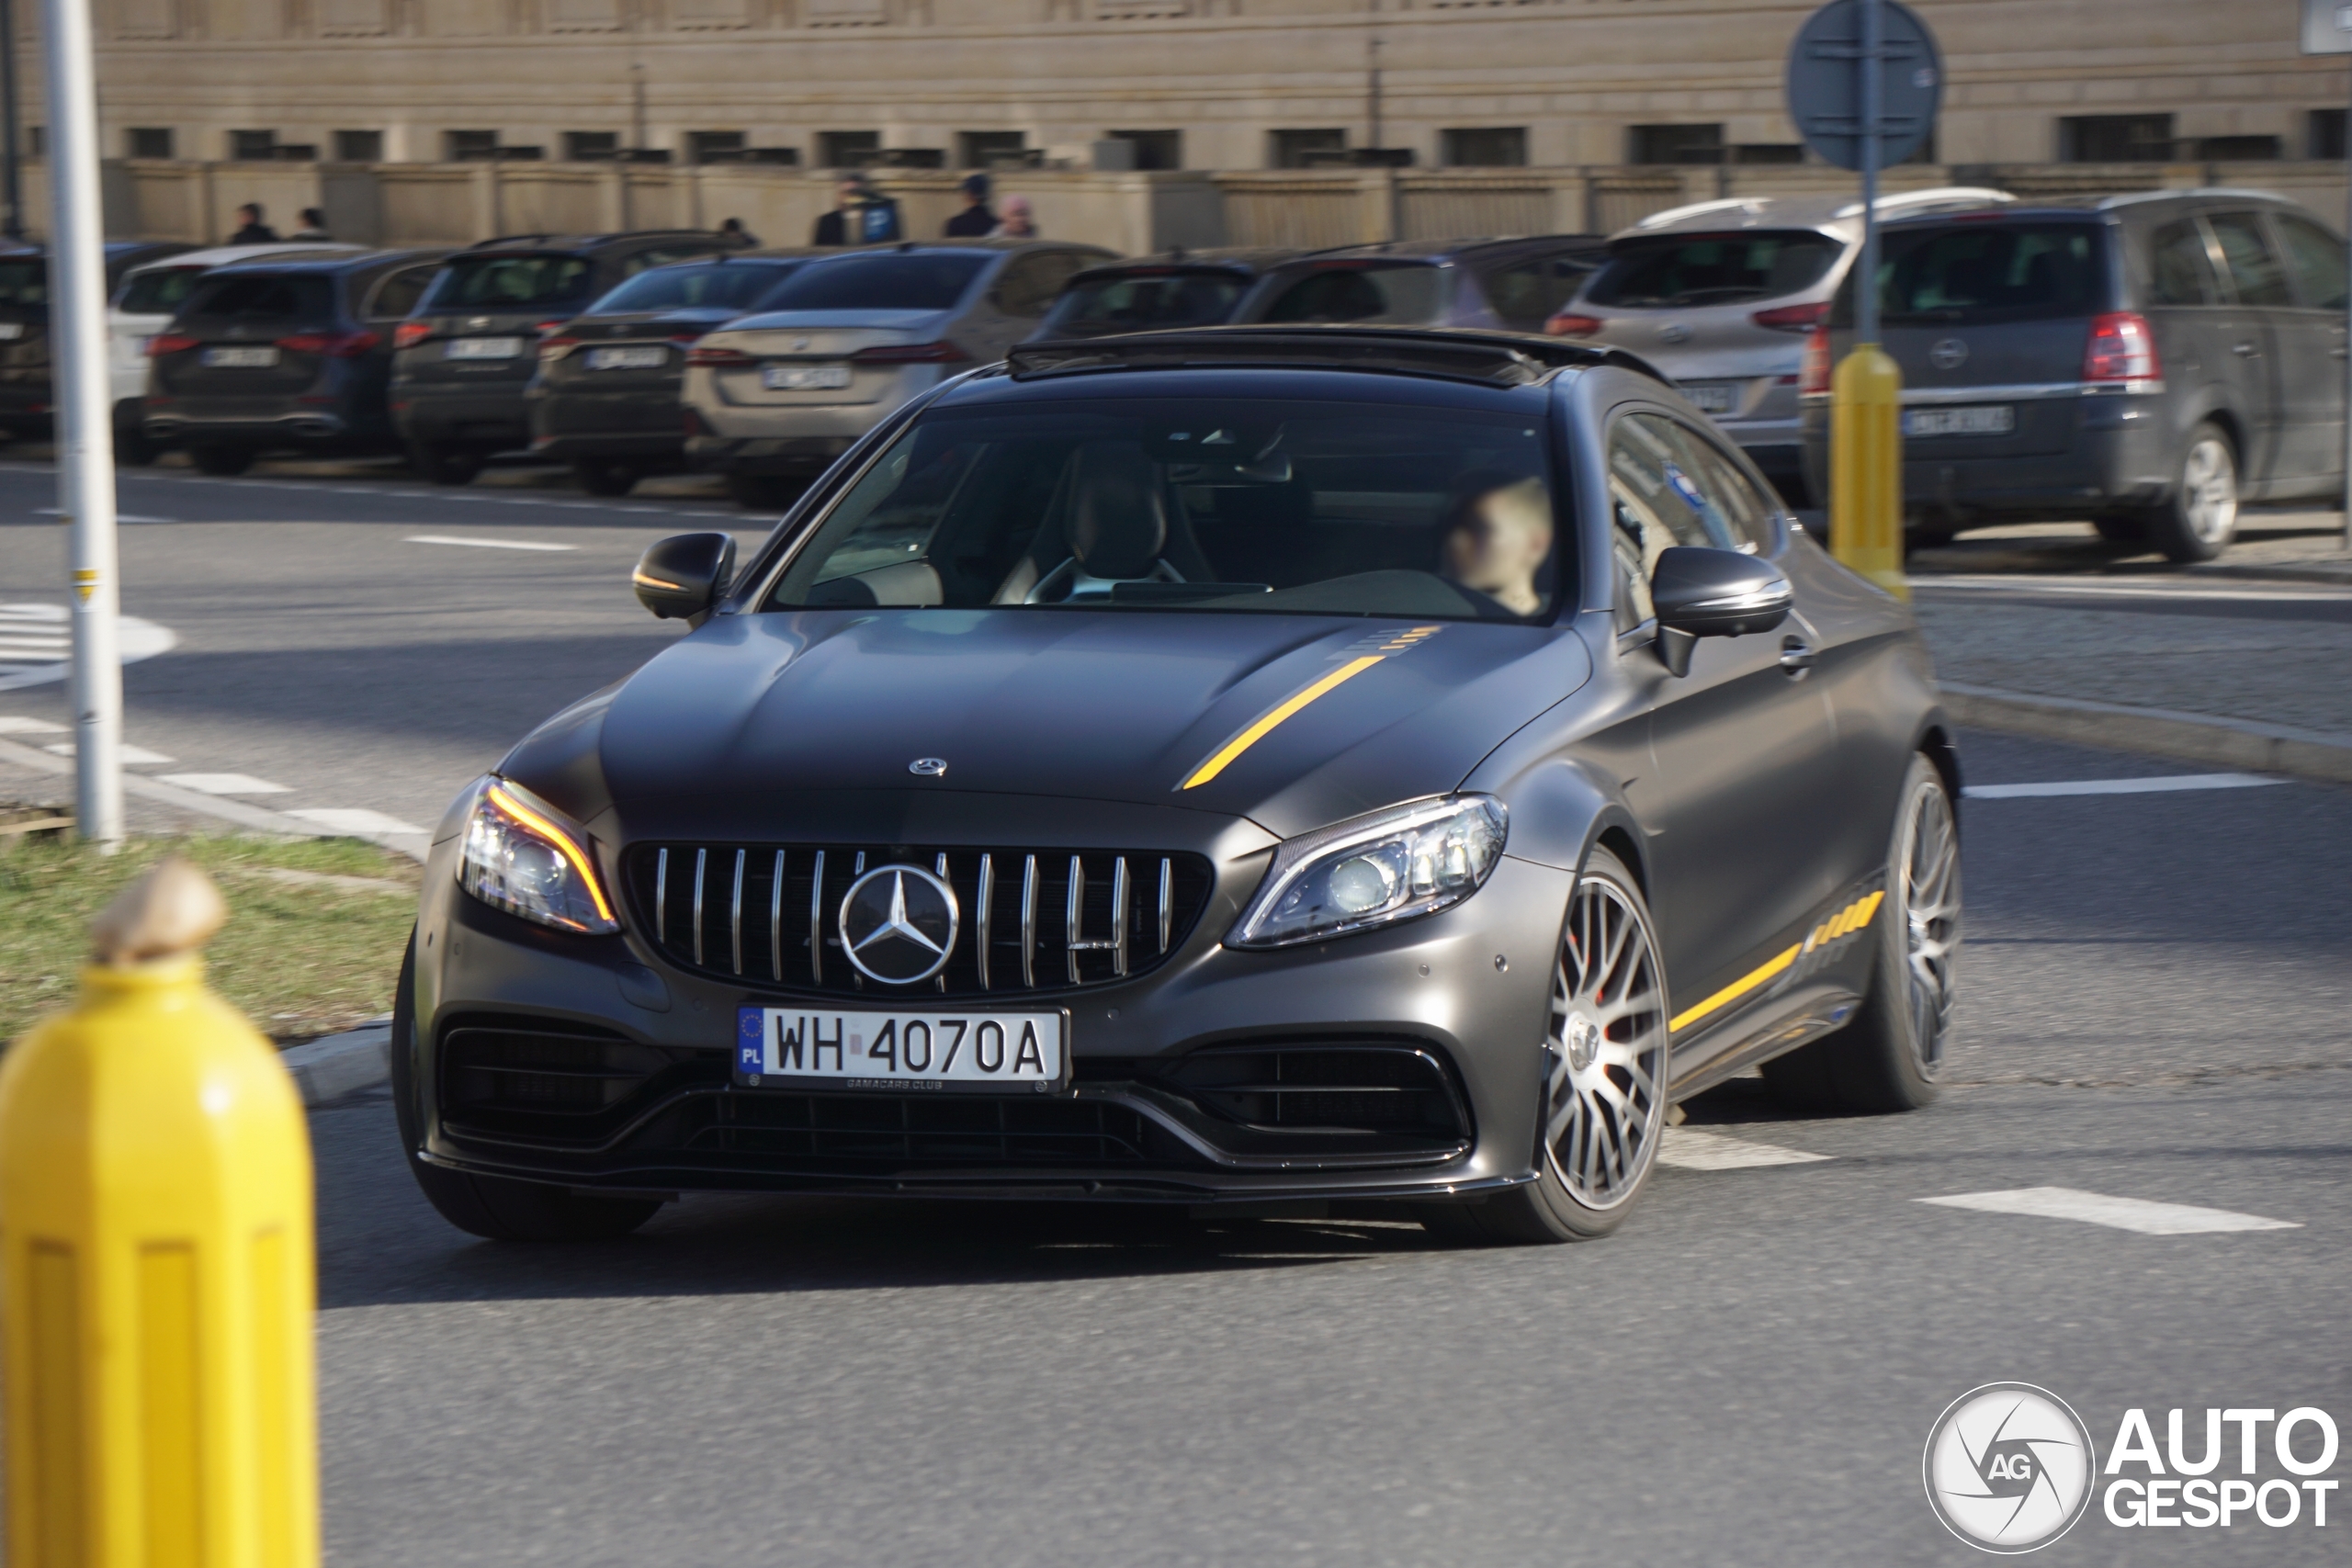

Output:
xmin=1067 ymin=442 xmax=1167 ymax=580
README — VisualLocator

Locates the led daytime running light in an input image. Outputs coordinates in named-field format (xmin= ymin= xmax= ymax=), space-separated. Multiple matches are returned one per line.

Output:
xmin=485 ymin=783 xmax=616 ymax=927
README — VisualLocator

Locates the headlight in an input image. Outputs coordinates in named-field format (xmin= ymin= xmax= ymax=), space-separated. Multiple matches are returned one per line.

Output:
xmin=457 ymin=779 xmax=619 ymax=935
xmin=1227 ymin=795 xmax=1507 ymax=950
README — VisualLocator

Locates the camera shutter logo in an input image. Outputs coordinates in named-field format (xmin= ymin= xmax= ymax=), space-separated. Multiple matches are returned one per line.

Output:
xmin=837 ymin=865 xmax=960 ymax=985
xmin=1923 ymin=1382 xmax=2097 ymax=1552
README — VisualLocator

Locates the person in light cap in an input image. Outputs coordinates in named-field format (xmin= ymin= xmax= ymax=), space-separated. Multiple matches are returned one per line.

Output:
xmin=990 ymin=194 xmax=1038 ymax=239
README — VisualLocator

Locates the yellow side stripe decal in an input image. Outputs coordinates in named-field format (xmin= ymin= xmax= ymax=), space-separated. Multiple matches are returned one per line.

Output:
xmin=1669 ymin=889 xmax=1885 ymax=1034
xmin=1180 ymin=655 xmax=1387 ymax=790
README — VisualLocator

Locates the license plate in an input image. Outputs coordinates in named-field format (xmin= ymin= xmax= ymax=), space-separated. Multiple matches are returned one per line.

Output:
xmin=737 ymin=1006 xmax=1069 ymax=1092
xmin=200 ymin=345 xmax=278 ymax=368
xmin=1904 ymin=404 xmax=2015 ymax=437
xmin=761 ymin=363 xmax=854 ymax=391
xmin=445 ymin=336 xmax=524 ymax=361
xmin=1680 ymin=381 xmax=1739 ymax=414
xmin=586 ymin=344 xmax=668 ymax=370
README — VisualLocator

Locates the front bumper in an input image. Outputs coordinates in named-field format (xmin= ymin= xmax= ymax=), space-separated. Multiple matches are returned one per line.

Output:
xmin=410 ymin=828 xmax=1570 ymax=1203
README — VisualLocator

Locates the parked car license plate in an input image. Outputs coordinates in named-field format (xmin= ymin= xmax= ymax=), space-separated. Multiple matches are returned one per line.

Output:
xmin=586 ymin=344 xmax=668 ymax=371
xmin=0 ymin=321 xmax=23 ymax=341
xmin=445 ymin=336 xmax=525 ymax=360
xmin=200 ymin=345 xmax=278 ymax=368
xmin=761 ymin=364 xmax=854 ymax=391
xmin=1904 ymin=404 xmax=2015 ymax=437
xmin=736 ymin=1006 xmax=1068 ymax=1092
xmin=1679 ymin=381 xmax=1739 ymax=414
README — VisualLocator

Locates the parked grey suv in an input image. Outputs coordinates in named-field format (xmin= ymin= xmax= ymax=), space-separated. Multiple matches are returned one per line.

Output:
xmin=1799 ymin=189 xmax=2348 ymax=561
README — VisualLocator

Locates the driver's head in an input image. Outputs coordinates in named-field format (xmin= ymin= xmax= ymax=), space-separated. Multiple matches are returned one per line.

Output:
xmin=1441 ymin=475 xmax=1553 ymax=616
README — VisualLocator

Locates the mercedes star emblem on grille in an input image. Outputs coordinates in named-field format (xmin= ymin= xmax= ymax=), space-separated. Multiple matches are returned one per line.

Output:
xmin=1929 ymin=337 xmax=1970 ymax=370
xmin=838 ymin=865 xmax=961 ymax=985
xmin=908 ymin=757 xmax=948 ymax=776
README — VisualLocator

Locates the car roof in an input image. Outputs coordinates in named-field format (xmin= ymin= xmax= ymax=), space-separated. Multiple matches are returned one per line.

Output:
xmin=1271 ymin=234 xmax=1607 ymax=268
xmin=204 ymin=246 xmax=453 ymax=275
xmin=125 ymin=242 xmax=368 ymax=275
xmin=458 ymin=230 xmax=725 ymax=256
xmin=1069 ymin=247 xmax=1303 ymax=280
xmin=627 ymin=248 xmax=829 ymax=273
xmin=1614 ymin=187 xmax=2016 ymax=241
xmin=1001 ymin=323 xmax=1666 ymax=392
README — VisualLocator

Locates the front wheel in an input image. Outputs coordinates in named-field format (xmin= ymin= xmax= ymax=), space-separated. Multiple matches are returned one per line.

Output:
xmin=1421 ymin=846 xmax=1670 ymax=1244
xmin=2143 ymin=423 xmax=2238 ymax=562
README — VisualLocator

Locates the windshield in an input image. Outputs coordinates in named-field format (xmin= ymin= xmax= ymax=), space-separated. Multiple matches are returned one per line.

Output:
xmin=1846 ymin=223 xmax=2108 ymax=324
xmin=589 ymin=260 xmax=802 ymax=315
xmin=118 ymin=265 xmax=207 ymax=316
xmin=765 ymin=398 xmax=1562 ymax=622
xmin=422 ymin=254 xmax=593 ymax=311
xmin=0 ymin=258 xmax=46 ymax=310
xmin=1041 ymin=271 xmax=1250 ymax=334
xmin=1585 ymin=231 xmax=1840 ymax=309
xmin=181 ymin=273 xmax=337 ymax=327
xmin=1251 ymin=265 xmax=1445 ymax=325
xmin=756 ymin=254 xmax=987 ymax=313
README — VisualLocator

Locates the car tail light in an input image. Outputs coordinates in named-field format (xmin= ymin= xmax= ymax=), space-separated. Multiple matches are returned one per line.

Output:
xmin=668 ymin=330 xmax=707 ymax=345
xmin=1751 ymin=301 xmax=1828 ymax=333
xmin=685 ymin=344 xmax=757 ymax=367
xmin=276 ymin=329 xmax=379 ymax=357
xmin=850 ymin=341 xmax=970 ymax=365
xmin=1544 ymin=312 xmax=1603 ymax=338
xmin=684 ymin=405 xmax=710 ymax=436
xmin=537 ymin=335 xmax=580 ymax=363
xmin=1798 ymin=325 xmax=1833 ymax=397
xmin=146 ymin=333 xmax=199 ymax=356
xmin=535 ymin=319 xmax=567 ymax=336
xmin=2083 ymin=310 xmax=2159 ymax=383
xmin=392 ymin=321 xmax=434 ymax=350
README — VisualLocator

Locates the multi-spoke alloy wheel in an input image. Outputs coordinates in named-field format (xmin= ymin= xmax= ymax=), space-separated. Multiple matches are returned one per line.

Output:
xmin=1898 ymin=770 xmax=1962 ymax=1073
xmin=1543 ymin=867 xmax=1670 ymax=1210
xmin=2147 ymin=423 xmax=2239 ymax=562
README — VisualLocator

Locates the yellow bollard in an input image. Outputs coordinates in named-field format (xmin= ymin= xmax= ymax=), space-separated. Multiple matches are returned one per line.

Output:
xmin=1828 ymin=342 xmax=1909 ymax=601
xmin=1 ymin=857 xmax=318 ymax=1568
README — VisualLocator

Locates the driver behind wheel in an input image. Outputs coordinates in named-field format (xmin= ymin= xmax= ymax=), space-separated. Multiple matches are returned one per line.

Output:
xmin=1439 ymin=474 xmax=1554 ymax=617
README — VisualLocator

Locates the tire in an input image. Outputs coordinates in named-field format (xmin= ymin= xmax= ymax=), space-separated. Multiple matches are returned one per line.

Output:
xmin=726 ymin=472 xmax=802 ymax=511
xmin=188 ymin=444 xmax=255 ymax=476
xmin=1761 ymin=754 xmax=1961 ymax=1114
xmin=115 ymin=428 xmax=159 ymax=467
xmin=1420 ymin=846 xmax=1671 ymax=1244
xmin=2093 ymin=514 xmax=2146 ymax=544
xmin=2142 ymin=422 xmax=2238 ymax=562
xmin=411 ymin=442 xmax=484 ymax=486
xmin=573 ymin=459 xmax=639 ymax=498
xmin=390 ymin=931 xmax=662 ymax=1243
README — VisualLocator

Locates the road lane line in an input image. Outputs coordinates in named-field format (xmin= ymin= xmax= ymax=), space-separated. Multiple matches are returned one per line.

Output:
xmin=1917 ymin=1187 xmax=2299 ymax=1235
xmin=43 ymin=741 xmax=175 ymax=765
xmin=36 ymin=507 xmax=175 ymax=524
xmin=0 ymin=716 xmax=67 ymax=733
xmin=158 ymin=773 xmax=289 ymax=795
xmin=1656 ymin=1129 xmax=1832 ymax=1170
xmin=404 ymin=535 xmax=579 ymax=552
xmin=286 ymin=807 xmax=426 ymax=835
xmin=1963 ymin=773 xmax=2284 ymax=799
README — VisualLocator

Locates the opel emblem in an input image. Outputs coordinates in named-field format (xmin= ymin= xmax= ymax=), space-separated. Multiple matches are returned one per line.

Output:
xmin=467 ymin=316 xmax=492 ymax=330
xmin=1657 ymin=321 xmax=1692 ymax=345
xmin=1929 ymin=337 xmax=1970 ymax=371
xmin=794 ymin=337 xmax=812 ymax=352
xmin=908 ymin=757 xmax=947 ymax=776
xmin=838 ymin=865 xmax=960 ymax=985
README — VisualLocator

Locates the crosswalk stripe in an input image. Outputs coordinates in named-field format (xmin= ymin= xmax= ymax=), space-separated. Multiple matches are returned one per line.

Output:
xmin=1656 ymin=1128 xmax=1832 ymax=1170
xmin=1917 ymin=1187 xmax=2299 ymax=1235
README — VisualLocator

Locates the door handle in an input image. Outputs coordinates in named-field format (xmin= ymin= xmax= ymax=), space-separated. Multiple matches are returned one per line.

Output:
xmin=2232 ymin=341 xmax=2259 ymax=357
xmin=1779 ymin=637 xmax=1816 ymax=676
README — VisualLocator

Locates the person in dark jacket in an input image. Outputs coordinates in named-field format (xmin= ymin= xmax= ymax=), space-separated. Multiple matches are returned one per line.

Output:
xmin=810 ymin=175 xmax=902 ymax=247
xmin=944 ymin=173 xmax=996 ymax=238
xmin=227 ymin=203 xmax=278 ymax=244
xmin=718 ymin=216 xmax=760 ymax=248
xmin=289 ymin=208 xmax=332 ymax=241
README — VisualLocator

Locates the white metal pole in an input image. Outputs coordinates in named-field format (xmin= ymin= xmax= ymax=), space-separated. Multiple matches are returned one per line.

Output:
xmin=2343 ymin=57 xmax=2351 ymax=552
xmin=43 ymin=0 xmax=122 ymax=847
xmin=1857 ymin=0 xmax=1882 ymax=347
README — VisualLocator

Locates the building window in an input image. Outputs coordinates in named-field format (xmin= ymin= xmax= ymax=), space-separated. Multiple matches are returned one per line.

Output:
xmin=686 ymin=130 xmax=746 ymax=164
xmin=564 ymin=131 xmax=620 ymax=162
xmin=818 ymin=130 xmax=881 ymax=169
xmin=2059 ymin=114 xmax=2174 ymax=164
xmin=1731 ymin=143 xmax=1804 ymax=165
xmin=1271 ymin=129 xmax=1349 ymax=168
xmin=446 ymin=130 xmax=501 ymax=162
xmin=1442 ymin=128 xmax=1527 ymax=167
xmin=2312 ymin=109 xmax=2347 ymax=160
xmin=127 ymin=127 xmax=174 ymax=160
xmin=333 ymin=130 xmax=383 ymax=163
xmin=958 ymin=131 xmax=1031 ymax=170
xmin=1106 ymin=130 xmax=1182 ymax=171
xmin=1628 ymin=124 xmax=1723 ymax=165
xmin=2195 ymin=134 xmax=2282 ymax=162
xmin=229 ymin=129 xmax=279 ymax=162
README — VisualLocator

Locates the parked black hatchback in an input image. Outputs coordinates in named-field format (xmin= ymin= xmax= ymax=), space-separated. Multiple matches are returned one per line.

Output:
xmin=141 ymin=248 xmax=450 ymax=474
xmin=526 ymin=251 xmax=818 ymax=496
xmin=1800 ymin=190 xmax=2348 ymax=561
xmin=1232 ymin=236 xmax=1610 ymax=335
xmin=392 ymin=231 xmax=731 ymax=485
xmin=0 ymin=241 xmax=193 ymax=438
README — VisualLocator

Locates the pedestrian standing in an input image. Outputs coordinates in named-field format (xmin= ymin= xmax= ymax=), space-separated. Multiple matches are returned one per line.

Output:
xmin=990 ymin=195 xmax=1038 ymax=239
xmin=944 ymin=173 xmax=996 ymax=238
xmin=811 ymin=175 xmax=902 ymax=247
xmin=227 ymin=203 xmax=278 ymax=244
xmin=289 ymin=208 xmax=332 ymax=241
xmin=718 ymin=216 xmax=761 ymax=248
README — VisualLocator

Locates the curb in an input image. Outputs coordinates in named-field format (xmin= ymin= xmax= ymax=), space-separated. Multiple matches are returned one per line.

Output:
xmin=1940 ymin=682 xmax=2352 ymax=787
xmin=282 ymin=1021 xmax=392 ymax=1107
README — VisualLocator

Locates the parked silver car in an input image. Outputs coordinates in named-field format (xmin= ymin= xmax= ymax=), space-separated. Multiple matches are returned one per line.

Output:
xmin=682 ymin=240 xmax=1113 ymax=507
xmin=1545 ymin=188 xmax=2011 ymax=499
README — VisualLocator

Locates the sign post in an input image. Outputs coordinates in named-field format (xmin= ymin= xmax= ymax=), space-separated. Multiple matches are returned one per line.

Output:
xmin=1788 ymin=0 xmax=1942 ymax=599
xmin=2301 ymin=0 xmax=2352 ymax=553
xmin=41 ymin=0 xmax=122 ymax=847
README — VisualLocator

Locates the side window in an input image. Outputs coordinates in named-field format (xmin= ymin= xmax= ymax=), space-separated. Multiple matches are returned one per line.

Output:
xmin=1607 ymin=411 xmax=1720 ymax=631
xmin=1656 ymin=421 xmax=1774 ymax=553
xmin=366 ymin=265 xmax=436 ymax=321
xmin=1479 ymin=254 xmax=1600 ymax=332
xmin=2145 ymin=220 xmax=2217 ymax=307
xmin=2271 ymin=214 xmax=2349 ymax=311
xmin=2206 ymin=214 xmax=2293 ymax=308
xmin=620 ymin=244 xmax=719 ymax=277
xmin=994 ymin=253 xmax=1085 ymax=318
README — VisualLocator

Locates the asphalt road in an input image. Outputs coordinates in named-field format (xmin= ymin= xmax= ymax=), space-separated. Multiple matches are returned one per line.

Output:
xmin=4 ymin=459 xmax=2347 ymax=1563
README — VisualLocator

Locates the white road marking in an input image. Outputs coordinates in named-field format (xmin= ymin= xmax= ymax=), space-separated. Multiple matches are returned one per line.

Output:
xmin=157 ymin=772 xmax=289 ymax=796
xmin=1963 ymin=773 xmax=2284 ymax=800
xmin=0 ymin=603 xmax=177 ymax=692
xmin=1917 ymin=1187 xmax=2300 ymax=1235
xmin=1655 ymin=1128 xmax=1833 ymax=1170
xmin=0 ymin=714 xmax=67 ymax=733
xmin=286 ymin=807 xmax=427 ymax=835
xmin=1918 ymin=576 xmax=2349 ymax=604
xmin=35 ymin=506 xmax=175 ymax=524
xmin=404 ymin=534 xmax=578 ymax=552
xmin=42 ymin=741 xmax=175 ymax=765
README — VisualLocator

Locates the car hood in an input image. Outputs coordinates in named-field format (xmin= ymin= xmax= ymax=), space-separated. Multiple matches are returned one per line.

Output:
xmin=514 ymin=609 xmax=1593 ymax=842
xmin=718 ymin=308 xmax=951 ymax=335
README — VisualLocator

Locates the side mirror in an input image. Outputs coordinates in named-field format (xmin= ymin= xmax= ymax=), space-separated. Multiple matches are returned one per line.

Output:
xmin=1649 ymin=546 xmax=1792 ymax=678
xmin=633 ymin=532 xmax=736 ymax=622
